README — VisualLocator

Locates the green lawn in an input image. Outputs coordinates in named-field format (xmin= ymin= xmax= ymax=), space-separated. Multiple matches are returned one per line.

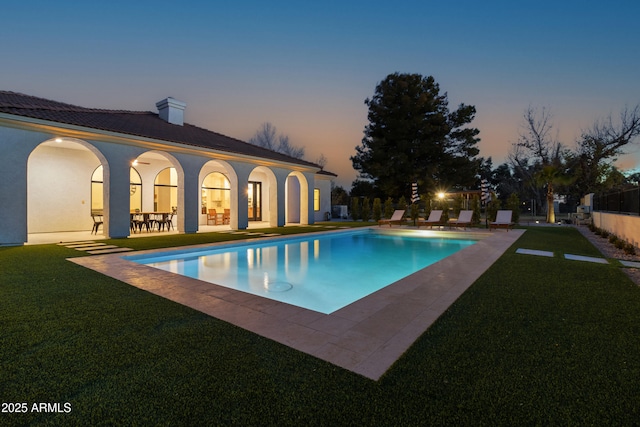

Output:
xmin=2 ymin=226 xmax=640 ymax=425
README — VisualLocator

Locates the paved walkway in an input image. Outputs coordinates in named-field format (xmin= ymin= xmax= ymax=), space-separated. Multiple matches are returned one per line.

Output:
xmin=70 ymin=228 xmax=523 ymax=380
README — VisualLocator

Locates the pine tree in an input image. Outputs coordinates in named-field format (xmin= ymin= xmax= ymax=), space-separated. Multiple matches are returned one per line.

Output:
xmin=352 ymin=73 xmax=481 ymax=199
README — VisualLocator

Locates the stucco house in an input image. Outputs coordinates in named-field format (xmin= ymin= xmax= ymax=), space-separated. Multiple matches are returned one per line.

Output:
xmin=0 ymin=91 xmax=335 ymax=246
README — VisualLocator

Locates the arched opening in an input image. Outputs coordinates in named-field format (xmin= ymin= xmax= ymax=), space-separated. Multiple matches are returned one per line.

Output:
xmin=199 ymin=160 xmax=238 ymax=228
xmin=286 ymin=172 xmax=309 ymax=225
xmin=27 ymin=138 xmax=104 ymax=233
xmin=248 ymin=166 xmax=277 ymax=226
xmin=201 ymin=172 xmax=231 ymax=224
xmin=131 ymin=151 xmax=183 ymax=232
xmin=91 ymin=165 xmax=142 ymax=214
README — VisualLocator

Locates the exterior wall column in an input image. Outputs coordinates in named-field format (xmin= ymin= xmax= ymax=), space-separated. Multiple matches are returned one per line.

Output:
xmin=173 ymin=153 xmax=208 ymax=233
xmin=228 ymin=161 xmax=253 ymax=230
xmin=0 ymin=127 xmax=51 ymax=245
xmin=302 ymin=171 xmax=316 ymax=225
xmin=271 ymin=168 xmax=292 ymax=227
xmin=103 ymin=155 xmax=133 ymax=238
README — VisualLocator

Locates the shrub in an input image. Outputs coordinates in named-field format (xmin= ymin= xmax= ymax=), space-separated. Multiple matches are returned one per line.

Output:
xmin=350 ymin=197 xmax=360 ymax=221
xmin=372 ymin=198 xmax=382 ymax=222
xmin=471 ymin=195 xmax=481 ymax=224
xmin=609 ymin=234 xmax=618 ymax=244
xmin=408 ymin=202 xmax=420 ymax=224
xmin=452 ymin=194 xmax=464 ymax=218
xmin=506 ymin=193 xmax=521 ymax=224
xmin=625 ymin=242 xmax=637 ymax=255
xmin=361 ymin=197 xmax=371 ymax=222
xmin=397 ymin=196 xmax=408 ymax=212
xmin=601 ymin=230 xmax=610 ymax=238
xmin=486 ymin=197 xmax=501 ymax=222
xmin=383 ymin=197 xmax=394 ymax=219
xmin=439 ymin=199 xmax=450 ymax=224
xmin=615 ymin=239 xmax=626 ymax=250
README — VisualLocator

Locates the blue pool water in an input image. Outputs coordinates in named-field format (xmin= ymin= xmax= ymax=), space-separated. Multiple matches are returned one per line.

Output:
xmin=128 ymin=229 xmax=477 ymax=314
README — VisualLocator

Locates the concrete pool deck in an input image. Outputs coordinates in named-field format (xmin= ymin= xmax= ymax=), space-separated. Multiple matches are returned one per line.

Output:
xmin=70 ymin=227 xmax=524 ymax=380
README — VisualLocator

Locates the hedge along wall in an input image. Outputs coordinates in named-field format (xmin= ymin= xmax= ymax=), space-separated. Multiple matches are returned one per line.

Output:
xmin=592 ymin=211 xmax=640 ymax=249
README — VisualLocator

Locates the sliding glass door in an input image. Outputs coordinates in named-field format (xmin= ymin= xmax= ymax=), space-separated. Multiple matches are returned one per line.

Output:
xmin=248 ymin=181 xmax=262 ymax=221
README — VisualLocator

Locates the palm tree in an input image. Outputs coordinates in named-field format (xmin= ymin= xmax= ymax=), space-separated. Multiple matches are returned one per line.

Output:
xmin=535 ymin=163 xmax=574 ymax=223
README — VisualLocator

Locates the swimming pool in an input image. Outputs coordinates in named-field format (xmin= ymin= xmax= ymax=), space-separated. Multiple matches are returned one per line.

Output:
xmin=127 ymin=228 xmax=477 ymax=314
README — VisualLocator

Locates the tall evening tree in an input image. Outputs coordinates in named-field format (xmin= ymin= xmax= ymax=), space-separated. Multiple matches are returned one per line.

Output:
xmin=568 ymin=105 xmax=640 ymax=199
xmin=509 ymin=106 xmax=573 ymax=223
xmin=510 ymin=106 xmax=554 ymax=221
xmin=249 ymin=122 xmax=306 ymax=159
xmin=351 ymin=73 xmax=481 ymax=199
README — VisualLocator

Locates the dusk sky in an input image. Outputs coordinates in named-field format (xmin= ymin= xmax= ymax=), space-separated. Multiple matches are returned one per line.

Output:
xmin=3 ymin=0 xmax=639 ymax=188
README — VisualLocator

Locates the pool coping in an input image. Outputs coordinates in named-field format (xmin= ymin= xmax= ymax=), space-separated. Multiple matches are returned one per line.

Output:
xmin=69 ymin=227 xmax=524 ymax=380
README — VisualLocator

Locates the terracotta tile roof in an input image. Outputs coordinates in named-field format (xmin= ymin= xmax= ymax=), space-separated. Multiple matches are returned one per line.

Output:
xmin=0 ymin=91 xmax=321 ymax=168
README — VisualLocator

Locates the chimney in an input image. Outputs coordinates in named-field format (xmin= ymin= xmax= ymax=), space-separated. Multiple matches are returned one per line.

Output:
xmin=156 ymin=97 xmax=186 ymax=126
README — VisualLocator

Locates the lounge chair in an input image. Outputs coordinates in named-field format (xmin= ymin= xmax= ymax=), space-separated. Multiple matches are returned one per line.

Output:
xmin=450 ymin=210 xmax=473 ymax=230
xmin=378 ymin=209 xmax=405 ymax=227
xmin=417 ymin=210 xmax=443 ymax=228
xmin=490 ymin=210 xmax=515 ymax=231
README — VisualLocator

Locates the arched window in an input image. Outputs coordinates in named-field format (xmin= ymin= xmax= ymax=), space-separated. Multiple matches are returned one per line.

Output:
xmin=201 ymin=172 xmax=230 ymax=214
xmin=91 ymin=166 xmax=142 ymax=213
xmin=154 ymin=167 xmax=178 ymax=212
xmin=91 ymin=166 xmax=103 ymax=214
xmin=129 ymin=168 xmax=142 ymax=212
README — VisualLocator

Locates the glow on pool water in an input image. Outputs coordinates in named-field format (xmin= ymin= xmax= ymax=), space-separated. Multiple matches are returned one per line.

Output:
xmin=129 ymin=229 xmax=477 ymax=314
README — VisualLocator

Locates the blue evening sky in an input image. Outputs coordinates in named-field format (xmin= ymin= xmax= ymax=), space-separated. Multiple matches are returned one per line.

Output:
xmin=2 ymin=0 xmax=639 ymax=187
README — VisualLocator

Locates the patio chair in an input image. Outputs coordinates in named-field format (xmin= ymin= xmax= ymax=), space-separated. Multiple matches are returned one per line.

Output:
xmin=91 ymin=214 xmax=103 ymax=234
xmin=378 ymin=210 xmax=405 ymax=227
xmin=137 ymin=213 xmax=153 ymax=232
xmin=490 ymin=210 xmax=515 ymax=231
xmin=417 ymin=210 xmax=444 ymax=228
xmin=450 ymin=210 xmax=473 ymax=230
xmin=157 ymin=213 xmax=174 ymax=231
xmin=131 ymin=209 xmax=145 ymax=233
xmin=207 ymin=209 xmax=219 ymax=225
xmin=223 ymin=209 xmax=230 ymax=224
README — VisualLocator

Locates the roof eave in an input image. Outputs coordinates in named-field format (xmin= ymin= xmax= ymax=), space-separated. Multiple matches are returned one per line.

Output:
xmin=0 ymin=112 xmax=322 ymax=172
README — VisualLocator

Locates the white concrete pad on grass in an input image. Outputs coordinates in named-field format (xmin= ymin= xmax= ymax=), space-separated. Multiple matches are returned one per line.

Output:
xmin=620 ymin=260 xmax=640 ymax=268
xmin=87 ymin=247 xmax=134 ymax=255
xmin=64 ymin=243 xmax=105 ymax=248
xmin=58 ymin=241 xmax=96 ymax=246
xmin=516 ymin=248 xmax=554 ymax=257
xmin=564 ymin=254 xmax=609 ymax=264
xmin=75 ymin=245 xmax=120 ymax=251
